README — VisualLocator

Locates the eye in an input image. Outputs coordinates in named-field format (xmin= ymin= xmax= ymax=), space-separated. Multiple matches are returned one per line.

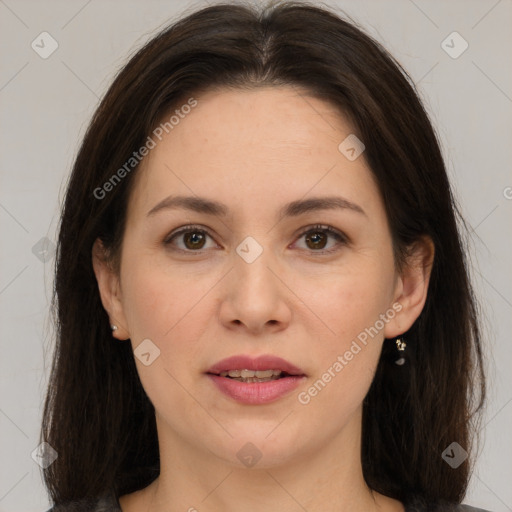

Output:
xmin=164 ymin=224 xmax=348 ymax=255
xmin=164 ymin=225 xmax=218 ymax=253
xmin=293 ymin=224 xmax=348 ymax=254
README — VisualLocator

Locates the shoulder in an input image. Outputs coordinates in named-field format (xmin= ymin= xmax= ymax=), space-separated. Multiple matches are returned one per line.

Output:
xmin=44 ymin=492 xmax=120 ymax=512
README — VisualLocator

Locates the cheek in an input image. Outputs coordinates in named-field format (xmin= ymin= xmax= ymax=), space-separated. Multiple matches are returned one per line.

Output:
xmin=296 ymin=257 xmax=395 ymax=404
xmin=303 ymin=259 xmax=395 ymax=347
xmin=297 ymin=277 xmax=387 ymax=432
xmin=121 ymin=270 xmax=170 ymax=339
xmin=120 ymin=254 xmax=217 ymax=360
xmin=119 ymin=258 xmax=215 ymax=424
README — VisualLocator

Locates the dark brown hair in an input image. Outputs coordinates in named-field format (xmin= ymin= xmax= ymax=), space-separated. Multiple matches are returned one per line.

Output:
xmin=41 ymin=0 xmax=486 ymax=508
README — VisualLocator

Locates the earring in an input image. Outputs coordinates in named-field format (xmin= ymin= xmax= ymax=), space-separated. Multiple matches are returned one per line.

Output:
xmin=111 ymin=325 xmax=118 ymax=331
xmin=394 ymin=337 xmax=406 ymax=366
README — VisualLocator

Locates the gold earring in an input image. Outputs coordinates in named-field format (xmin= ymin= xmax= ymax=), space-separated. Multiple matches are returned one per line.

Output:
xmin=395 ymin=337 xmax=406 ymax=366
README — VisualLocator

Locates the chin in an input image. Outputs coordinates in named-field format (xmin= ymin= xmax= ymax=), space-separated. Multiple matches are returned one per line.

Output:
xmin=206 ymin=424 xmax=309 ymax=470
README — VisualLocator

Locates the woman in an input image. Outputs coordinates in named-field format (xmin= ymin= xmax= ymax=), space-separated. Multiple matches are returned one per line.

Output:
xmin=41 ymin=1 xmax=489 ymax=511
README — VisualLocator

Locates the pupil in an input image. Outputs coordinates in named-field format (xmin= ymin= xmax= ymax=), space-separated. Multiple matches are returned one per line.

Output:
xmin=185 ymin=232 xmax=205 ymax=249
xmin=183 ymin=231 xmax=327 ymax=251
xmin=306 ymin=232 xmax=326 ymax=249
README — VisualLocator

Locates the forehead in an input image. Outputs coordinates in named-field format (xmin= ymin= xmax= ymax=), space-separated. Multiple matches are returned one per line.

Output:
xmin=128 ymin=86 xmax=380 ymax=221
xmin=170 ymin=85 xmax=351 ymax=155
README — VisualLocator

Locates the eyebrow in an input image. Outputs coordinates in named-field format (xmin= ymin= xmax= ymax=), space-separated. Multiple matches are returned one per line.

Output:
xmin=147 ymin=194 xmax=366 ymax=219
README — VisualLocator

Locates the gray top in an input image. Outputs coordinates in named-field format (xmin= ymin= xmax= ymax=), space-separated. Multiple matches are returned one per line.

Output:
xmin=45 ymin=492 xmax=493 ymax=512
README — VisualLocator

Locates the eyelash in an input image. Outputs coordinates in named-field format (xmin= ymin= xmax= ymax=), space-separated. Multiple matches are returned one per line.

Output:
xmin=164 ymin=224 xmax=349 ymax=256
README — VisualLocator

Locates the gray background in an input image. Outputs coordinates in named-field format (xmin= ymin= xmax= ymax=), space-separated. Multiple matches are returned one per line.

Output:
xmin=0 ymin=0 xmax=511 ymax=510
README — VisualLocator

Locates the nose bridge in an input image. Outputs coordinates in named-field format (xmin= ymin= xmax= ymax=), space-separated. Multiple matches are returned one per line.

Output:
xmin=234 ymin=234 xmax=279 ymax=302
xmin=220 ymin=233 xmax=291 ymax=331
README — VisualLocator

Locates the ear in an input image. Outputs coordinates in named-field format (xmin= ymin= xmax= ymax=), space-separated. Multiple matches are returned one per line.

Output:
xmin=384 ymin=235 xmax=435 ymax=339
xmin=92 ymin=238 xmax=130 ymax=339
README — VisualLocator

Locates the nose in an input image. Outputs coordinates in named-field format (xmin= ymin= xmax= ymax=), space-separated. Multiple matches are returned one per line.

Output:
xmin=218 ymin=245 xmax=292 ymax=335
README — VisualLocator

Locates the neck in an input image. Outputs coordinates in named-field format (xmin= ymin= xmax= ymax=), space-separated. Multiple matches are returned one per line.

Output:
xmin=119 ymin=406 xmax=402 ymax=512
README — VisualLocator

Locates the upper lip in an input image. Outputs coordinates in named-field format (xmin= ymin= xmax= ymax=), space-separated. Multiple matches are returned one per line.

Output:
xmin=207 ymin=355 xmax=306 ymax=376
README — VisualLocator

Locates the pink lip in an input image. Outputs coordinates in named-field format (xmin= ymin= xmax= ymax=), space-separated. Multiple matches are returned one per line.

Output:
xmin=206 ymin=355 xmax=305 ymax=376
xmin=206 ymin=355 xmax=306 ymax=405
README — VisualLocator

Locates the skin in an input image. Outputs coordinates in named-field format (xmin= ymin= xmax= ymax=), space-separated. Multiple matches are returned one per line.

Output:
xmin=93 ymin=86 xmax=434 ymax=512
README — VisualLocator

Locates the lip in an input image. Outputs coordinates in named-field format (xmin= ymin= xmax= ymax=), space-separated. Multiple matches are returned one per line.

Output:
xmin=206 ymin=355 xmax=305 ymax=376
xmin=206 ymin=355 xmax=306 ymax=405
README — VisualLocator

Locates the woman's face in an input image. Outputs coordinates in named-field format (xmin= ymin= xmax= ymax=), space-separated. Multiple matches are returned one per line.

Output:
xmin=94 ymin=86 xmax=429 ymax=469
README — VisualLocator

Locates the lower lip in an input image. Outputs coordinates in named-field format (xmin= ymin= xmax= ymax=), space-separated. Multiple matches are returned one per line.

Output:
xmin=207 ymin=374 xmax=306 ymax=404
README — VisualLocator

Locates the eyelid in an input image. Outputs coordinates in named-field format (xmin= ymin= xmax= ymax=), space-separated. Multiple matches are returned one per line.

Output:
xmin=163 ymin=224 xmax=217 ymax=250
xmin=164 ymin=223 xmax=349 ymax=254
xmin=292 ymin=224 xmax=349 ymax=254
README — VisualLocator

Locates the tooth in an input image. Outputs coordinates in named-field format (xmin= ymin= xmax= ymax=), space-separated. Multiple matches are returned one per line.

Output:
xmin=219 ymin=369 xmax=285 ymax=380
xmin=230 ymin=374 xmax=283 ymax=383
xmin=254 ymin=369 xmax=274 ymax=378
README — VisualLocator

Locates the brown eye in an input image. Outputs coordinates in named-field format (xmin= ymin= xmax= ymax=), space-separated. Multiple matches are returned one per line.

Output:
xmin=294 ymin=225 xmax=348 ymax=254
xmin=165 ymin=226 xmax=217 ymax=252
xmin=183 ymin=231 xmax=206 ymax=250
xmin=304 ymin=231 xmax=328 ymax=250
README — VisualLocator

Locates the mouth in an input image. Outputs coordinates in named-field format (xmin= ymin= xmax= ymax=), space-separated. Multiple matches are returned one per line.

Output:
xmin=205 ymin=355 xmax=306 ymax=404
xmin=216 ymin=369 xmax=292 ymax=383
xmin=206 ymin=354 xmax=306 ymax=379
